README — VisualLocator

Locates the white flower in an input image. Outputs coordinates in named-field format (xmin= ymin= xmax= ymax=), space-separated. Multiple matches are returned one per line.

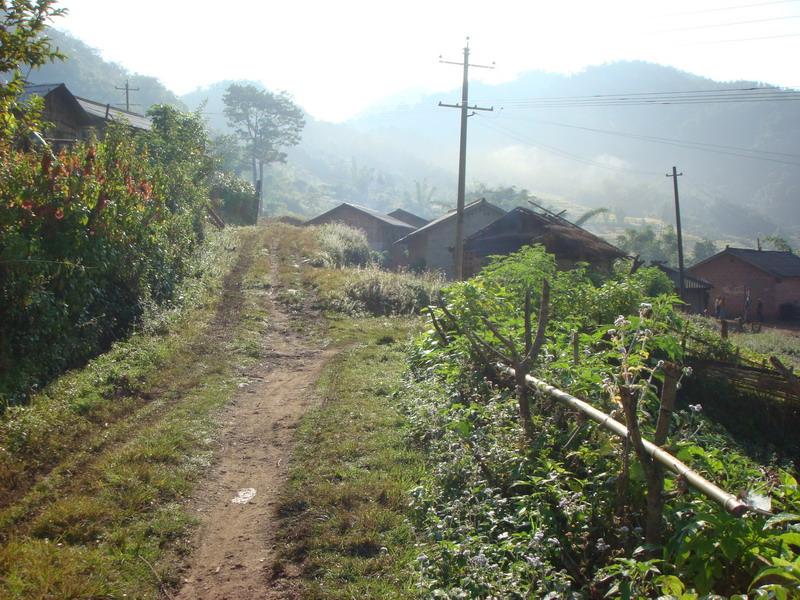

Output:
xmin=639 ymin=302 xmax=652 ymax=311
xmin=595 ymin=538 xmax=611 ymax=552
xmin=656 ymin=360 xmax=665 ymax=368
xmin=614 ymin=315 xmax=626 ymax=327
xmin=689 ymin=403 xmax=702 ymax=412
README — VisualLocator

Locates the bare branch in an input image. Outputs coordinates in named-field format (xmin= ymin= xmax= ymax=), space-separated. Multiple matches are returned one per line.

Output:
xmin=524 ymin=288 xmax=532 ymax=356
xmin=525 ymin=279 xmax=550 ymax=364
xmin=481 ymin=316 xmax=520 ymax=362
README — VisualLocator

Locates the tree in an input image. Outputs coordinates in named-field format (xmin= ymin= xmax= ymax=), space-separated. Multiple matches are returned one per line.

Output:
xmin=222 ymin=84 xmax=305 ymax=213
xmin=691 ymin=239 xmax=717 ymax=263
xmin=0 ymin=0 xmax=65 ymax=142
xmin=762 ymin=235 xmax=793 ymax=253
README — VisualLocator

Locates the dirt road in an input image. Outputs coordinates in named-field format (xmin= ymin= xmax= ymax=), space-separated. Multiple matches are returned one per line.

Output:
xmin=175 ymin=266 xmax=327 ymax=599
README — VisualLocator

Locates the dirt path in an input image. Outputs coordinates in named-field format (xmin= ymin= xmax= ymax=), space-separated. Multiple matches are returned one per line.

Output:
xmin=175 ymin=263 xmax=328 ymax=599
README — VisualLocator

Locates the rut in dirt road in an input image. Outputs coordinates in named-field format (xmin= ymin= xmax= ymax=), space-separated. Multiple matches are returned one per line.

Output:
xmin=175 ymin=257 xmax=329 ymax=600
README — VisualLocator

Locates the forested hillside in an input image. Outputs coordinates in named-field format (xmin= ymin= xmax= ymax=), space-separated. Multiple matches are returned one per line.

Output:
xmin=31 ymin=29 xmax=800 ymax=244
xmin=26 ymin=29 xmax=182 ymax=110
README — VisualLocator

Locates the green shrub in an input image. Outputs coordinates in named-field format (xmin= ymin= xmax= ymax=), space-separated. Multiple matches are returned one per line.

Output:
xmin=327 ymin=266 xmax=442 ymax=316
xmin=0 ymin=107 xmax=212 ymax=406
xmin=311 ymin=223 xmax=372 ymax=268
xmin=210 ymin=172 xmax=256 ymax=225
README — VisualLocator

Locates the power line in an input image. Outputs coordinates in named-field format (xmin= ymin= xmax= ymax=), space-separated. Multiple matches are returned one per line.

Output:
xmin=664 ymin=0 xmax=800 ymax=16
xmin=474 ymin=117 xmax=662 ymax=176
xmin=492 ymin=114 xmax=800 ymax=166
xmin=683 ymin=31 xmax=800 ymax=44
xmin=487 ymin=86 xmax=800 ymax=108
xmin=498 ymin=94 xmax=800 ymax=109
xmin=656 ymin=14 xmax=800 ymax=33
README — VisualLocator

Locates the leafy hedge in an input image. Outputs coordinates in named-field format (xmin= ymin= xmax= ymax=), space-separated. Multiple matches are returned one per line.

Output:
xmin=401 ymin=245 xmax=800 ymax=598
xmin=0 ymin=107 xmax=212 ymax=405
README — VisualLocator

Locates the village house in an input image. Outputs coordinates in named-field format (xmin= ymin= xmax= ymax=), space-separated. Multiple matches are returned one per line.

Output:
xmin=387 ymin=208 xmax=429 ymax=229
xmin=21 ymin=83 xmax=152 ymax=147
xmin=652 ymin=263 xmax=712 ymax=314
xmin=393 ymin=198 xmax=506 ymax=277
xmin=688 ymin=247 xmax=800 ymax=321
xmin=305 ymin=202 xmax=415 ymax=253
xmin=463 ymin=206 xmax=626 ymax=278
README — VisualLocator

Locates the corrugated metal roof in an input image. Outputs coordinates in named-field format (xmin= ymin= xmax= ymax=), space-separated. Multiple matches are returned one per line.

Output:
xmin=22 ymin=83 xmax=152 ymax=131
xmin=724 ymin=248 xmax=800 ymax=278
xmin=388 ymin=208 xmax=428 ymax=228
xmin=306 ymin=203 xmax=415 ymax=229
xmin=75 ymin=97 xmax=152 ymax=131
xmin=395 ymin=198 xmax=505 ymax=244
xmin=654 ymin=263 xmax=712 ymax=289
xmin=20 ymin=83 xmax=63 ymax=102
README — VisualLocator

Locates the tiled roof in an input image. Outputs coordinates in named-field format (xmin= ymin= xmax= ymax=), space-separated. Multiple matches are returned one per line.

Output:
xmin=306 ymin=203 xmax=415 ymax=229
xmin=395 ymin=198 xmax=505 ymax=244
xmin=723 ymin=248 xmax=800 ymax=278
xmin=387 ymin=208 xmax=428 ymax=228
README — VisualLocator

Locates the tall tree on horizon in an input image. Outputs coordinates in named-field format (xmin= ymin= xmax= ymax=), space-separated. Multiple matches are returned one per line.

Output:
xmin=222 ymin=83 xmax=304 ymax=213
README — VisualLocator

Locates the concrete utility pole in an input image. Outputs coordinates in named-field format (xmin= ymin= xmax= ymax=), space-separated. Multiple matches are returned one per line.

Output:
xmin=666 ymin=166 xmax=685 ymax=300
xmin=438 ymin=38 xmax=493 ymax=280
xmin=115 ymin=80 xmax=140 ymax=112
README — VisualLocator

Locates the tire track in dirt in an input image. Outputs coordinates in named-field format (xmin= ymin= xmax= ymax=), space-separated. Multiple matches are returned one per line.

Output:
xmin=174 ymin=245 xmax=329 ymax=600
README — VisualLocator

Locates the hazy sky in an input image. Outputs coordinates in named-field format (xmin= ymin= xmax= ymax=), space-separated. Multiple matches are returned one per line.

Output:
xmin=55 ymin=0 xmax=800 ymax=121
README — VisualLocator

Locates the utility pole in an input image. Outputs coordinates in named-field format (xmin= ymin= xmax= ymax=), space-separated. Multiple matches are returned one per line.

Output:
xmin=115 ymin=79 xmax=140 ymax=112
xmin=666 ymin=166 xmax=685 ymax=300
xmin=438 ymin=37 xmax=494 ymax=280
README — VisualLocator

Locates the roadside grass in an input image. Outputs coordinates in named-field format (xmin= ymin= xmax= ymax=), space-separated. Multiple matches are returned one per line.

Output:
xmin=0 ymin=226 xmax=276 ymax=599
xmin=273 ymin=316 xmax=426 ymax=599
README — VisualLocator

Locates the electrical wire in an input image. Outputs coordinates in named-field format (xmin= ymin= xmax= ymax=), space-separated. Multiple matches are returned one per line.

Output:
xmin=486 ymin=86 xmax=800 ymax=108
xmin=655 ymin=14 xmax=800 ymax=33
xmin=663 ymin=0 xmax=800 ymax=16
xmin=489 ymin=114 xmax=800 ymax=166
xmin=473 ymin=117 xmax=662 ymax=176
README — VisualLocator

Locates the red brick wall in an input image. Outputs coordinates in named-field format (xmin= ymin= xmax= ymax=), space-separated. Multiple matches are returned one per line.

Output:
xmin=689 ymin=255 xmax=779 ymax=319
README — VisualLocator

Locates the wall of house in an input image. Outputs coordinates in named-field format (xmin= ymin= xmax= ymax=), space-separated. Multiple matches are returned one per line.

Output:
xmin=409 ymin=205 xmax=505 ymax=278
xmin=774 ymin=279 xmax=800 ymax=319
xmin=689 ymin=255 xmax=779 ymax=320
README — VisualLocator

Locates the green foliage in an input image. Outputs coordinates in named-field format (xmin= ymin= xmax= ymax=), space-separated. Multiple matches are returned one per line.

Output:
xmin=0 ymin=0 xmax=65 ymax=142
xmin=691 ymin=238 xmax=717 ymax=263
xmin=222 ymin=83 xmax=305 ymax=188
xmin=312 ymin=223 xmax=372 ymax=268
xmin=617 ymin=225 xmax=678 ymax=266
xmin=209 ymin=171 xmax=256 ymax=225
xmin=326 ymin=266 xmax=443 ymax=316
xmin=0 ymin=105 xmax=212 ymax=405
xmin=400 ymin=245 xmax=799 ymax=597
xmin=763 ymin=235 xmax=793 ymax=253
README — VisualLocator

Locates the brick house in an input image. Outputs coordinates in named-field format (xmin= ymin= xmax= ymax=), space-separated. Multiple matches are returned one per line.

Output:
xmin=393 ymin=198 xmax=506 ymax=278
xmin=463 ymin=206 xmax=626 ymax=277
xmin=22 ymin=83 xmax=151 ymax=147
xmin=688 ymin=247 xmax=800 ymax=321
xmin=305 ymin=203 xmax=415 ymax=253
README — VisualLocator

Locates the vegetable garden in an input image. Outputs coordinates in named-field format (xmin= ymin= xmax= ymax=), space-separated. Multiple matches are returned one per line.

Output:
xmin=401 ymin=246 xmax=800 ymax=598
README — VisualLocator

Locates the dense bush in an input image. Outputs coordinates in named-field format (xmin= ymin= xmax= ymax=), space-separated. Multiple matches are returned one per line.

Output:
xmin=0 ymin=107 xmax=212 ymax=405
xmin=401 ymin=244 xmax=800 ymax=598
xmin=311 ymin=223 xmax=372 ymax=268
xmin=325 ymin=265 xmax=442 ymax=316
xmin=210 ymin=171 xmax=256 ymax=225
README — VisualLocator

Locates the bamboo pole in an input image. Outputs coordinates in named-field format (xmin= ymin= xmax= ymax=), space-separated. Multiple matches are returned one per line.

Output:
xmin=498 ymin=364 xmax=751 ymax=516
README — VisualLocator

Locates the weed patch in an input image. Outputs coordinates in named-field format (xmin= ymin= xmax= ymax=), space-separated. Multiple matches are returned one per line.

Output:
xmin=273 ymin=317 xmax=425 ymax=599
